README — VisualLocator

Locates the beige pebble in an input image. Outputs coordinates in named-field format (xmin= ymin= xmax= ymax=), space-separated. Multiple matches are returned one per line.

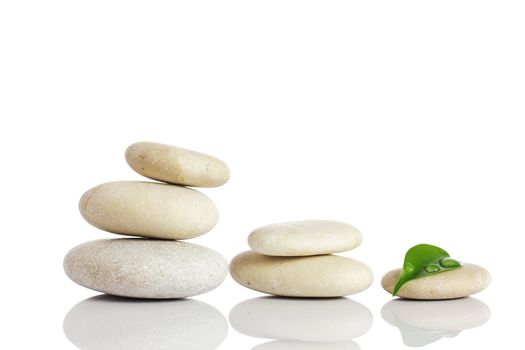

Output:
xmin=63 ymin=239 xmax=228 ymax=298
xmin=381 ymin=264 xmax=491 ymax=300
xmin=79 ymin=181 xmax=218 ymax=240
xmin=248 ymin=220 xmax=362 ymax=256
xmin=125 ymin=141 xmax=230 ymax=187
xmin=230 ymin=251 xmax=373 ymax=297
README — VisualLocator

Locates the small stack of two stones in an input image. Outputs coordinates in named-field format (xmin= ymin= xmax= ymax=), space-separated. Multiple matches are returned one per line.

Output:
xmin=63 ymin=142 xmax=230 ymax=298
xmin=230 ymin=220 xmax=374 ymax=297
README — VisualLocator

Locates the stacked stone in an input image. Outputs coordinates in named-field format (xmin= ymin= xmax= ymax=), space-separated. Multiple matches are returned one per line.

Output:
xmin=64 ymin=142 xmax=230 ymax=299
xmin=230 ymin=220 xmax=373 ymax=297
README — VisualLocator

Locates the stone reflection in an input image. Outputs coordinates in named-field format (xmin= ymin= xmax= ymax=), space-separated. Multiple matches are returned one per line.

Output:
xmin=252 ymin=340 xmax=361 ymax=350
xmin=64 ymin=295 xmax=228 ymax=350
xmin=230 ymin=297 xmax=372 ymax=349
xmin=381 ymin=297 xmax=490 ymax=347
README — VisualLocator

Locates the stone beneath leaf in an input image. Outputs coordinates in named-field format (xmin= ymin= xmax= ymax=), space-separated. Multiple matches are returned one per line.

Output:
xmin=381 ymin=264 xmax=491 ymax=299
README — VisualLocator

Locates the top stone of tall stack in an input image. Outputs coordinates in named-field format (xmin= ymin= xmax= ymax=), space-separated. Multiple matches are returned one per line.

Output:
xmin=125 ymin=142 xmax=230 ymax=187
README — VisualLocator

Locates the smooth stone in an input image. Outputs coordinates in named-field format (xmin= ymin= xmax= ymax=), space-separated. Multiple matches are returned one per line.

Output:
xmin=248 ymin=220 xmax=362 ymax=256
xmin=125 ymin=141 xmax=230 ymax=187
xmin=63 ymin=239 xmax=228 ymax=298
xmin=230 ymin=251 xmax=373 ymax=297
xmin=79 ymin=181 xmax=218 ymax=240
xmin=229 ymin=297 xmax=372 ymax=341
xmin=64 ymin=295 xmax=228 ymax=350
xmin=381 ymin=298 xmax=490 ymax=347
xmin=252 ymin=340 xmax=361 ymax=350
xmin=381 ymin=264 xmax=491 ymax=299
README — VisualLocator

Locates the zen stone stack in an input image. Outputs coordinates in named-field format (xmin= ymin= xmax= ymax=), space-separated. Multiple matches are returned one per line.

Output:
xmin=64 ymin=142 xmax=229 ymax=299
xmin=230 ymin=220 xmax=373 ymax=297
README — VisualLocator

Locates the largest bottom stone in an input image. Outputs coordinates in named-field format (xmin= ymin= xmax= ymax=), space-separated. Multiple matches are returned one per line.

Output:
xmin=64 ymin=239 xmax=228 ymax=298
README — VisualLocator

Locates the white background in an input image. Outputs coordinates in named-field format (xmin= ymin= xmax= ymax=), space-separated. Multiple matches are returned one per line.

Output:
xmin=1 ymin=1 xmax=524 ymax=349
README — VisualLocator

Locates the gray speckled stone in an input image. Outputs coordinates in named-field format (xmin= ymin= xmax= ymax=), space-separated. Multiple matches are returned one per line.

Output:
xmin=63 ymin=239 xmax=228 ymax=298
xmin=125 ymin=141 xmax=230 ymax=187
xmin=79 ymin=181 xmax=218 ymax=240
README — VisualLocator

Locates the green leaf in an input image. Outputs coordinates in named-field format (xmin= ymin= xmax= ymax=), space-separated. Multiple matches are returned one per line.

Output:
xmin=392 ymin=244 xmax=461 ymax=296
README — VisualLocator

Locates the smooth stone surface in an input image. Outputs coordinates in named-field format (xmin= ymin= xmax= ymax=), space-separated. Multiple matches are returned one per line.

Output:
xmin=230 ymin=251 xmax=373 ymax=297
xmin=230 ymin=297 xmax=372 ymax=341
xmin=64 ymin=295 xmax=228 ymax=350
xmin=252 ymin=340 xmax=360 ymax=350
xmin=381 ymin=298 xmax=490 ymax=347
xmin=381 ymin=264 xmax=491 ymax=300
xmin=248 ymin=220 xmax=362 ymax=256
xmin=125 ymin=141 xmax=230 ymax=187
xmin=79 ymin=181 xmax=218 ymax=240
xmin=64 ymin=239 xmax=228 ymax=298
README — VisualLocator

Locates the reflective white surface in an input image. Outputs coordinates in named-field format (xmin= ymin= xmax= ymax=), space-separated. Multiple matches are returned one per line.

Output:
xmin=63 ymin=295 xmax=228 ymax=350
xmin=59 ymin=290 xmax=498 ymax=350
xmin=61 ymin=293 xmax=494 ymax=349
xmin=230 ymin=297 xmax=372 ymax=348
xmin=252 ymin=340 xmax=361 ymax=350
xmin=381 ymin=298 xmax=490 ymax=347
xmin=2 ymin=2 xmax=524 ymax=348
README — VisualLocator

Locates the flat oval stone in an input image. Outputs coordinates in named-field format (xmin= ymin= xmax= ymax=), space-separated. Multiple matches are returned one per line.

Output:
xmin=64 ymin=295 xmax=228 ymax=350
xmin=381 ymin=264 xmax=491 ymax=300
xmin=229 ymin=297 xmax=372 ymax=341
xmin=230 ymin=251 xmax=373 ymax=297
xmin=125 ymin=142 xmax=230 ymax=187
xmin=63 ymin=239 xmax=228 ymax=298
xmin=79 ymin=181 xmax=218 ymax=240
xmin=248 ymin=220 xmax=362 ymax=256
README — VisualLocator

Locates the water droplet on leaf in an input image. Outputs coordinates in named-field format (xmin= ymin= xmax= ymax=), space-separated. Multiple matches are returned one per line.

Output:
xmin=440 ymin=258 xmax=460 ymax=268
xmin=425 ymin=264 xmax=441 ymax=273
xmin=405 ymin=264 xmax=415 ymax=273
